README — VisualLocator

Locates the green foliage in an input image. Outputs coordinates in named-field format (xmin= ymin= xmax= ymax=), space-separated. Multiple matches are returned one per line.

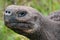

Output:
xmin=0 ymin=0 xmax=60 ymax=40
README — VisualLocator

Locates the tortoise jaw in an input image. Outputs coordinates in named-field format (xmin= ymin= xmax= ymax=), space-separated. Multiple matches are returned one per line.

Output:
xmin=5 ymin=21 xmax=34 ymax=30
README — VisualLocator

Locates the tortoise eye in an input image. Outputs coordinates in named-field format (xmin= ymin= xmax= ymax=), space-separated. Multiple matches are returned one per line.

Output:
xmin=5 ymin=11 xmax=12 ymax=15
xmin=18 ymin=11 xmax=27 ymax=17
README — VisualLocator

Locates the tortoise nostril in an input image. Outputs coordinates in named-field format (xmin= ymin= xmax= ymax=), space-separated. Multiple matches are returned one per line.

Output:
xmin=17 ymin=11 xmax=27 ymax=17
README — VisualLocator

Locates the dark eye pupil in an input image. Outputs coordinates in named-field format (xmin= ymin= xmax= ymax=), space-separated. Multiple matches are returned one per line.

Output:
xmin=18 ymin=11 xmax=27 ymax=17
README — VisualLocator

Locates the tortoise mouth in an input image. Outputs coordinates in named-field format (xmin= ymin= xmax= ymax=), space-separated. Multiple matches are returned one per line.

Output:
xmin=5 ymin=21 xmax=34 ymax=30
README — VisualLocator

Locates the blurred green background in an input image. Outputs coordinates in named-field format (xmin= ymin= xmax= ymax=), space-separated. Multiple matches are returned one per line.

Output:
xmin=0 ymin=0 xmax=60 ymax=40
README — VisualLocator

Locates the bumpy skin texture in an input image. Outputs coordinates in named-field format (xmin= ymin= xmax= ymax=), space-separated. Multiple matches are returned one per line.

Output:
xmin=4 ymin=5 xmax=60 ymax=40
xmin=48 ymin=11 xmax=60 ymax=21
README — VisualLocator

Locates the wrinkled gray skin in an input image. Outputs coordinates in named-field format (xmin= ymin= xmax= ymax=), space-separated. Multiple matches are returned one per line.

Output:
xmin=48 ymin=11 xmax=60 ymax=21
xmin=4 ymin=5 xmax=60 ymax=40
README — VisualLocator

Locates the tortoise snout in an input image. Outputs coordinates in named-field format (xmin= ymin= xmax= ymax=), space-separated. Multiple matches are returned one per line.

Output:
xmin=9 ymin=17 xmax=18 ymax=23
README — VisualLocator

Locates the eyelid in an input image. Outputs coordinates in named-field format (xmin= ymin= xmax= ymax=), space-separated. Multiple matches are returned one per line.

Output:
xmin=17 ymin=11 xmax=27 ymax=17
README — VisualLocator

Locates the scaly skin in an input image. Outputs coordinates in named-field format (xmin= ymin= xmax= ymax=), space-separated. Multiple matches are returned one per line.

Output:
xmin=4 ymin=5 xmax=60 ymax=40
xmin=48 ymin=10 xmax=60 ymax=21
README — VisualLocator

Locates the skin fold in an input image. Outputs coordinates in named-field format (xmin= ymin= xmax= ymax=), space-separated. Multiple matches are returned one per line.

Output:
xmin=48 ymin=10 xmax=60 ymax=21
